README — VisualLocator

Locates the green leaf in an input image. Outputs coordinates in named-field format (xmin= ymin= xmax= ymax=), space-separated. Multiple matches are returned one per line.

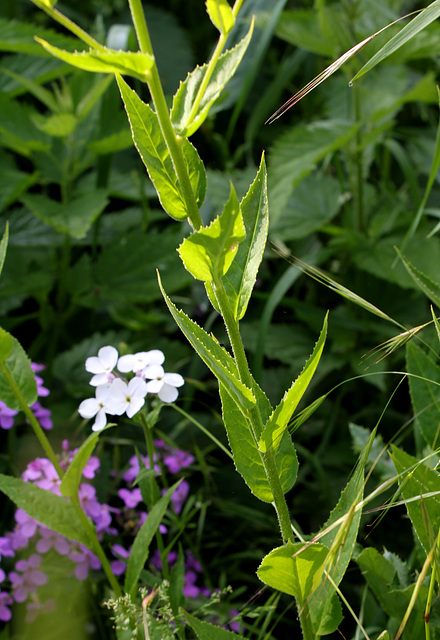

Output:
xmin=21 ymin=191 xmax=108 ymax=240
xmin=259 ymin=313 xmax=328 ymax=454
xmin=0 ymin=222 xmax=8 ymax=278
xmin=35 ymin=37 xmax=154 ymax=80
xmin=170 ymin=20 xmax=254 ymax=137
xmin=397 ymin=250 xmax=440 ymax=309
xmin=32 ymin=112 xmax=78 ymax=137
xmin=206 ymin=0 xmax=235 ymax=36
xmin=0 ymin=331 xmax=37 ymax=410
xmin=406 ymin=341 xmax=440 ymax=448
xmin=158 ymin=272 xmax=256 ymax=412
xmin=352 ymin=0 xmax=440 ymax=82
xmin=219 ymin=382 xmax=298 ymax=502
xmin=0 ymin=169 xmax=38 ymax=213
xmin=0 ymin=327 xmax=13 ymax=363
xmin=257 ymin=540 xmax=328 ymax=598
xmin=0 ymin=474 xmax=90 ymax=547
xmin=222 ymin=155 xmax=268 ymax=320
xmin=178 ymin=183 xmax=244 ymax=281
xmin=117 ymin=75 xmax=206 ymax=221
xmin=60 ymin=430 xmax=102 ymax=499
xmin=183 ymin=609 xmax=246 ymax=640
xmin=124 ymin=481 xmax=180 ymax=597
xmin=391 ymin=445 xmax=440 ymax=555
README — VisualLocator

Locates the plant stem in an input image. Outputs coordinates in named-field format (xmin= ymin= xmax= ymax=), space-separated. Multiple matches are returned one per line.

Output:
xmin=1 ymin=363 xmax=64 ymax=477
xmin=34 ymin=1 xmax=106 ymax=50
xmin=128 ymin=0 xmax=203 ymax=230
xmin=213 ymin=279 xmax=293 ymax=542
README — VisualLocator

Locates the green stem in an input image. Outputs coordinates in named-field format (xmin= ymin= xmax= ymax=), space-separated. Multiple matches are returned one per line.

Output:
xmin=1 ymin=363 xmax=64 ymax=477
xmin=212 ymin=280 xmax=292 ymax=542
xmin=34 ymin=1 xmax=106 ymax=50
xmin=128 ymin=0 xmax=203 ymax=230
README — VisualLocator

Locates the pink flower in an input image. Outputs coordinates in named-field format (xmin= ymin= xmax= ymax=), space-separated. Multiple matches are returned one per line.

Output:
xmin=9 ymin=554 xmax=48 ymax=602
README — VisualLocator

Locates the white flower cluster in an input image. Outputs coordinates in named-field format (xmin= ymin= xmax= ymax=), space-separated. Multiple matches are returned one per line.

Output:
xmin=78 ymin=346 xmax=184 ymax=432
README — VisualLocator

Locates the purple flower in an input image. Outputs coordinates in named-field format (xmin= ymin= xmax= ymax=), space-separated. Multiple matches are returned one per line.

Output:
xmin=163 ymin=450 xmax=194 ymax=474
xmin=0 ymin=401 xmax=19 ymax=430
xmin=36 ymin=527 xmax=71 ymax=556
xmin=122 ymin=454 xmax=159 ymax=483
xmin=30 ymin=401 xmax=52 ymax=430
xmin=81 ymin=455 xmax=100 ymax=479
xmin=69 ymin=545 xmax=101 ymax=580
xmin=31 ymin=363 xmax=50 ymax=398
xmin=0 ymin=591 xmax=13 ymax=622
xmin=13 ymin=509 xmax=38 ymax=546
xmin=0 ymin=536 xmax=15 ymax=560
xmin=118 ymin=487 xmax=142 ymax=509
xmin=168 ymin=480 xmax=190 ymax=514
xmin=9 ymin=554 xmax=48 ymax=602
xmin=110 ymin=544 xmax=131 ymax=576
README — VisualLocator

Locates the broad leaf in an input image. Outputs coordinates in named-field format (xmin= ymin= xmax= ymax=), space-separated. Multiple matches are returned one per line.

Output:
xmin=35 ymin=38 xmax=154 ymax=80
xmin=170 ymin=20 xmax=254 ymax=137
xmin=0 ymin=331 xmax=37 ymax=410
xmin=391 ymin=445 xmax=440 ymax=554
xmin=0 ymin=327 xmax=13 ymax=363
xmin=222 ymin=155 xmax=268 ymax=320
xmin=125 ymin=481 xmax=180 ymax=597
xmin=219 ymin=381 xmax=298 ymax=502
xmin=158 ymin=272 xmax=256 ymax=412
xmin=259 ymin=313 xmax=328 ymax=454
xmin=0 ymin=474 xmax=90 ymax=547
xmin=117 ymin=76 xmax=206 ymax=221
xmin=178 ymin=183 xmax=244 ymax=281
xmin=183 ymin=609 xmax=246 ymax=640
xmin=21 ymin=191 xmax=109 ymax=239
xmin=406 ymin=341 xmax=440 ymax=448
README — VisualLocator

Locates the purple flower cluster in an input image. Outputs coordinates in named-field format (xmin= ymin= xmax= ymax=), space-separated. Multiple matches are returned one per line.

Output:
xmin=0 ymin=363 xmax=52 ymax=431
xmin=0 ymin=438 xmax=200 ymax=625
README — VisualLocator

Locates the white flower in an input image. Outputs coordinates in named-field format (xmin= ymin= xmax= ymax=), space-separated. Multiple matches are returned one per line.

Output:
xmin=78 ymin=384 xmax=113 ymax=432
xmin=105 ymin=377 xmax=148 ymax=418
xmin=85 ymin=346 xmax=118 ymax=386
xmin=143 ymin=365 xmax=184 ymax=403
xmin=117 ymin=349 xmax=164 ymax=373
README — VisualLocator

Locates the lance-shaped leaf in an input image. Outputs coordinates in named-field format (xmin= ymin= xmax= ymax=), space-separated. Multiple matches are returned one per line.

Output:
xmin=125 ymin=481 xmax=180 ymax=597
xmin=0 ymin=330 xmax=37 ymax=410
xmin=35 ymin=37 xmax=154 ymax=80
xmin=219 ymin=382 xmax=297 ymax=502
xmin=170 ymin=20 xmax=254 ymax=137
xmin=0 ymin=474 xmax=90 ymax=547
xmin=158 ymin=272 xmax=255 ymax=412
xmin=406 ymin=341 xmax=440 ymax=449
xmin=60 ymin=430 xmax=104 ymax=499
xmin=178 ymin=184 xmax=244 ymax=281
xmin=259 ymin=313 xmax=328 ymax=454
xmin=206 ymin=0 xmax=235 ymax=36
xmin=222 ymin=154 xmax=268 ymax=320
xmin=117 ymin=76 xmax=206 ymax=221
xmin=397 ymin=249 xmax=440 ymax=309
xmin=0 ymin=223 xmax=8 ymax=279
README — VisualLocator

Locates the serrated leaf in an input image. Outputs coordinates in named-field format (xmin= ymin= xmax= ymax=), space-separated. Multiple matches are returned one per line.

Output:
xmin=124 ymin=481 xmax=180 ymax=597
xmin=259 ymin=313 xmax=328 ymax=454
xmin=0 ymin=332 xmax=37 ymax=410
xmin=206 ymin=0 xmax=235 ymax=36
xmin=0 ymin=474 xmax=90 ymax=547
xmin=391 ymin=445 xmax=440 ymax=553
xmin=117 ymin=75 xmax=206 ymax=221
xmin=178 ymin=183 xmax=244 ymax=281
xmin=0 ymin=327 xmax=13 ymax=363
xmin=183 ymin=609 xmax=246 ymax=640
xmin=35 ymin=37 xmax=154 ymax=80
xmin=219 ymin=382 xmax=297 ymax=502
xmin=397 ymin=249 xmax=440 ymax=309
xmin=222 ymin=155 xmax=268 ymax=320
xmin=406 ymin=341 xmax=440 ymax=448
xmin=21 ymin=191 xmax=108 ymax=239
xmin=170 ymin=20 xmax=254 ymax=137
xmin=158 ymin=272 xmax=256 ymax=412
